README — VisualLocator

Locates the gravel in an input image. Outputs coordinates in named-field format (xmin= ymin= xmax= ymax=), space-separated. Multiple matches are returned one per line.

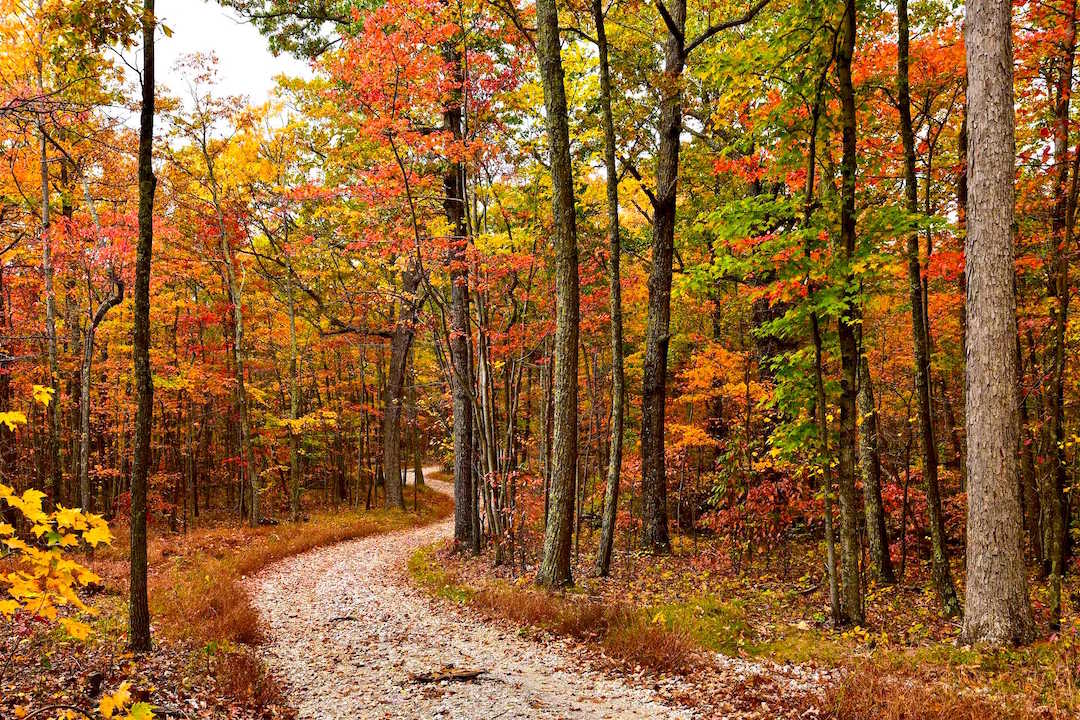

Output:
xmin=250 ymin=472 xmax=695 ymax=719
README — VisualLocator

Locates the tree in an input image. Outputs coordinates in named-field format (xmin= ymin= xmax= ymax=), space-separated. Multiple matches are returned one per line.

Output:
xmin=534 ymin=0 xmax=580 ymax=588
xmin=834 ymin=0 xmax=864 ymax=625
xmin=897 ymin=0 xmax=959 ymax=615
xmin=593 ymin=0 xmax=624 ymax=578
xmin=639 ymin=0 xmax=771 ymax=553
xmin=129 ymin=0 xmax=155 ymax=653
xmin=961 ymin=0 xmax=1035 ymax=646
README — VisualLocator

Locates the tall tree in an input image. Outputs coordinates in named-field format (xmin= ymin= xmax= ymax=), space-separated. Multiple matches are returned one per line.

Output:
xmin=961 ymin=0 xmax=1034 ymax=646
xmin=534 ymin=0 xmax=580 ymax=588
xmin=640 ymin=0 xmax=770 ymax=553
xmin=593 ymin=0 xmax=624 ymax=578
xmin=442 ymin=36 xmax=477 ymax=553
xmin=834 ymin=0 xmax=864 ymax=625
xmin=896 ymin=0 xmax=959 ymax=615
xmin=35 ymin=0 xmax=61 ymax=506
xmin=1043 ymin=0 xmax=1076 ymax=631
xmin=129 ymin=0 xmax=156 ymax=653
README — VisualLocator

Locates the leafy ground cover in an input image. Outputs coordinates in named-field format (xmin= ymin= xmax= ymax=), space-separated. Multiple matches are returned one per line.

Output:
xmin=409 ymin=524 xmax=1078 ymax=720
xmin=2 ymin=485 xmax=453 ymax=720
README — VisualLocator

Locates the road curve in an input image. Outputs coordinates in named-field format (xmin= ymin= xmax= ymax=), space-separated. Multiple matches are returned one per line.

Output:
xmin=251 ymin=470 xmax=693 ymax=719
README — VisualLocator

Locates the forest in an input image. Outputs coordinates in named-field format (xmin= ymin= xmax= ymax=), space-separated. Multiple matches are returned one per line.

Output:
xmin=0 ymin=0 xmax=1078 ymax=717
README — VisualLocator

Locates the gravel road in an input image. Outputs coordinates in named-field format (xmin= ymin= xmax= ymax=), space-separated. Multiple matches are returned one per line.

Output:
xmin=251 ymin=470 xmax=694 ymax=719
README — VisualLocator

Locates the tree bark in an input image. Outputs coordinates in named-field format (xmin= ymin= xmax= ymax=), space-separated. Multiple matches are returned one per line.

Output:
xmin=129 ymin=0 xmax=155 ymax=653
xmin=858 ymin=354 xmax=894 ymax=583
xmin=834 ymin=0 xmax=864 ymax=625
xmin=535 ymin=0 xmax=580 ymax=588
xmin=639 ymin=0 xmax=687 ymax=555
xmin=592 ymin=0 xmax=624 ymax=578
xmin=442 ymin=38 xmax=476 ymax=551
xmin=382 ymin=264 xmax=421 ymax=510
xmin=961 ymin=0 xmax=1035 ymax=645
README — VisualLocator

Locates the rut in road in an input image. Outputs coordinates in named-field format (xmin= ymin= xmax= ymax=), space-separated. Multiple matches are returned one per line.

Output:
xmin=251 ymin=470 xmax=694 ymax=719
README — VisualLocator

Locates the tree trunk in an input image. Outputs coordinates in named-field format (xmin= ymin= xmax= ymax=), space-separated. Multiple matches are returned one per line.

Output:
xmin=1016 ymin=335 xmax=1043 ymax=563
xmin=129 ymin=0 xmax=155 ymax=653
xmin=35 ymin=5 xmax=61 ymax=505
xmin=220 ymin=224 xmax=256 ymax=525
xmin=961 ymin=0 xmax=1035 ymax=645
xmin=77 ymin=178 xmax=123 ymax=512
xmin=858 ymin=355 xmax=894 ymax=583
xmin=1044 ymin=0 xmax=1076 ymax=632
xmin=383 ymin=264 xmax=421 ymax=510
xmin=593 ymin=0 xmax=624 ymax=578
xmin=640 ymin=0 xmax=686 ymax=555
xmin=442 ymin=39 xmax=476 ymax=551
xmin=835 ymin=0 xmax=864 ymax=625
xmin=535 ymin=0 xmax=580 ymax=588
xmin=898 ymin=0 xmax=960 ymax=617
xmin=286 ymin=271 xmax=302 ymax=520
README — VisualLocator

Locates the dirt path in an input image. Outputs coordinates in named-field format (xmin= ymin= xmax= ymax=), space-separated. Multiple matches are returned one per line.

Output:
xmin=252 ymin=470 xmax=694 ymax=719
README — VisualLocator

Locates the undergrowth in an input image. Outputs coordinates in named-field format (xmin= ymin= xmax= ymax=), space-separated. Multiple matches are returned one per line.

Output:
xmin=409 ymin=542 xmax=1078 ymax=719
xmin=408 ymin=545 xmax=700 ymax=675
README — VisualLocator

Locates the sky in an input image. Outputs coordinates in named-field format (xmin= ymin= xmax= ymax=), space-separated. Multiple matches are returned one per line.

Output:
xmin=152 ymin=0 xmax=313 ymax=104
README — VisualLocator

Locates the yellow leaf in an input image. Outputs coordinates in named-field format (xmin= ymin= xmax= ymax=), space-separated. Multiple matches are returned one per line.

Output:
xmin=127 ymin=702 xmax=154 ymax=720
xmin=60 ymin=617 xmax=92 ymax=641
xmin=32 ymin=384 xmax=54 ymax=406
xmin=0 ymin=411 xmax=26 ymax=431
xmin=83 ymin=524 xmax=112 ymax=547
xmin=99 ymin=695 xmax=116 ymax=719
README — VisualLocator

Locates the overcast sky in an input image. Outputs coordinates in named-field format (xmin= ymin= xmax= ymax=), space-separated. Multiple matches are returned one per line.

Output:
xmin=153 ymin=0 xmax=313 ymax=104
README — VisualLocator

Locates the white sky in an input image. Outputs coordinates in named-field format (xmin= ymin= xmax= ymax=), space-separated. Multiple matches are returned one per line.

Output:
xmin=154 ymin=0 xmax=313 ymax=104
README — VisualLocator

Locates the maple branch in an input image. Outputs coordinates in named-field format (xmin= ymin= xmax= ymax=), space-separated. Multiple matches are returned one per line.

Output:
xmin=653 ymin=0 xmax=684 ymax=47
xmin=618 ymin=154 xmax=658 ymax=207
xmin=684 ymin=0 xmax=772 ymax=57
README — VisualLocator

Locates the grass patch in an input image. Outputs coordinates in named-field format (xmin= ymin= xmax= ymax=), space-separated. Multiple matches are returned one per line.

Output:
xmin=409 ymin=544 xmax=700 ymax=675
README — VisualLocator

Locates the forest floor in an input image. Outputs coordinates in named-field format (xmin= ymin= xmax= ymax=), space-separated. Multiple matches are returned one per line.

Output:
xmin=1 ymin=481 xmax=452 ymax=720
xmin=409 ymin=516 xmax=1079 ymax=720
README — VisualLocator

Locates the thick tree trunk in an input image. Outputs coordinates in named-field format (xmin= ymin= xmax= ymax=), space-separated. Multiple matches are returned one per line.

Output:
xmin=383 ymin=264 xmax=421 ymax=510
xmin=129 ymin=0 xmax=155 ymax=653
xmin=535 ymin=0 xmax=580 ymax=588
xmin=961 ymin=0 xmax=1035 ymax=646
xmin=593 ymin=0 xmax=624 ymax=578
xmin=898 ymin=0 xmax=960 ymax=616
xmin=834 ymin=0 xmax=864 ymax=625
xmin=858 ymin=355 xmax=894 ymax=583
xmin=640 ymin=0 xmax=686 ymax=554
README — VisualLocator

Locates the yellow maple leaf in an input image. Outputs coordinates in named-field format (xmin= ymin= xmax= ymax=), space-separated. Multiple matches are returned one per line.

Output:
xmin=60 ymin=617 xmax=92 ymax=641
xmin=0 ymin=411 xmax=26 ymax=431
xmin=83 ymin=524 xmax=112 ymax=547
xmin=31 ymin=384 xmax=55 ymax=406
